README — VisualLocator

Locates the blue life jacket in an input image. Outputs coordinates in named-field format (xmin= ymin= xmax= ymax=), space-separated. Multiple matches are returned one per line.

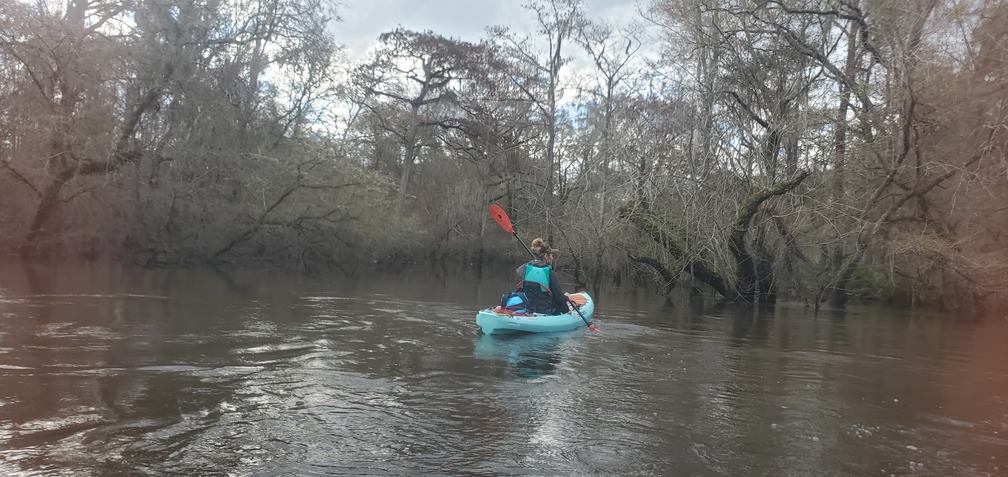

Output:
xmin=520 ymin=262 xmax=554 ymax=314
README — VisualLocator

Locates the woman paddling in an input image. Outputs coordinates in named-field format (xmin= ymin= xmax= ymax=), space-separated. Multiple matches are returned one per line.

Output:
xmin=514 ymin=238 xmax=570 ymax=315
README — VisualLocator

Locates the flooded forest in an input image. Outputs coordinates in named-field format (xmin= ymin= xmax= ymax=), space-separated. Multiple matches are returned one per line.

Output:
xmin=1 ymin=0 xmax=1006 ymax=313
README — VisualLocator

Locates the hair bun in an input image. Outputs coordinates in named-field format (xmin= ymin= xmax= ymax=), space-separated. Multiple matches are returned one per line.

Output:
xmin=531 ymin=237 xmax=546 ymax=256
xmin=530 ymin=237 xmax=556 ymax=257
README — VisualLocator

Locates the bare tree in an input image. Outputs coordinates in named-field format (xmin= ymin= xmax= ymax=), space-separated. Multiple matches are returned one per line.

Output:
xmin=0 ymin=1 xmax=159 ymax=254
xmin=490 ymin=0 xmax=587 ymax=240
xmin=564 ymin=19 xmax=645 ymax=292
xmin=353 ymin=28 xmax=488 ymax=217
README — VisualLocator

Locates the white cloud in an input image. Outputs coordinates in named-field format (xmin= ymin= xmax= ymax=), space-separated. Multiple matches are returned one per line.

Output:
xmin=335 ymin=0 xmax=522 ymax=60
xmin=333 ymin=0 xmax=647 ymax=60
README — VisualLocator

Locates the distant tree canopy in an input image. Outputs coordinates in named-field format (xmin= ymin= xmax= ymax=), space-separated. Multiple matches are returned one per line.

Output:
xmin=1 ymin=0 xmax=1005 ymax=312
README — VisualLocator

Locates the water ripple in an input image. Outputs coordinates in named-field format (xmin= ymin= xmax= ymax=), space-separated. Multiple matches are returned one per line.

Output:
xmin=0 ymin=276 xmax=1006 ymax=476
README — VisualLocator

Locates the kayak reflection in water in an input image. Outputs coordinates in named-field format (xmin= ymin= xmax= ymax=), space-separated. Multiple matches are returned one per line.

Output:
xmin=473 ymin=333 xmax=567 ymax=379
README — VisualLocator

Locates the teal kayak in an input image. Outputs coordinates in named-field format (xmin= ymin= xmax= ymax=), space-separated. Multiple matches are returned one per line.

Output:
xmin=476 ymin=292 xmax=594 ymax=335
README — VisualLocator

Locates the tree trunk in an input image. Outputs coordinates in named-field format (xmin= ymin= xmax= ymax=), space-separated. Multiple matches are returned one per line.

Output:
xmin=827 ymin=11 xmax=860 ymax=307
xmin=395 ymin=102 xmax=422 ymax=217
xmin=627 ymin=253 xmax=676 ymax=295
xmin=621 ymin=205 xmax=731 ymax=299
xmin=23 ymin=166 xmax=75 ymax=254
xmin=729 ymin=171 xmax=810 ymax=303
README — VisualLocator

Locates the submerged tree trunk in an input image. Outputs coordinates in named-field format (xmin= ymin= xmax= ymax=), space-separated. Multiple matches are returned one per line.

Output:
xmin=23 ymin=168 xmax=73 ymax=254
xmin=620 ymin=205 xmax=731 ymax=299
xmin=728 ymin=171 xmax=810 ymax=303
xmin=627 ymin=252 xmax=676 ymax=296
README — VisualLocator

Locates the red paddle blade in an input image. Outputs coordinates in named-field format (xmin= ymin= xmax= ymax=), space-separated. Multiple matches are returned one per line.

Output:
xmin=488 ymin=204 xmax=514 ymax=235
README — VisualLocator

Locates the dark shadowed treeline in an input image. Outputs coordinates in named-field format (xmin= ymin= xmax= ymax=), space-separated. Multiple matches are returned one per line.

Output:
xmin=1 ymin=0 xmax=1005 ymax=312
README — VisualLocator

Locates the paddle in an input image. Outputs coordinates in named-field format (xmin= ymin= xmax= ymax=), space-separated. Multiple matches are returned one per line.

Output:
xmin=488 ymin=204 xmax=598 ymax=331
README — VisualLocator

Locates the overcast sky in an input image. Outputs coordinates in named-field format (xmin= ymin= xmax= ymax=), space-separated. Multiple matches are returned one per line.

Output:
xmin=333 ymin=0 xmax=647 ymax=61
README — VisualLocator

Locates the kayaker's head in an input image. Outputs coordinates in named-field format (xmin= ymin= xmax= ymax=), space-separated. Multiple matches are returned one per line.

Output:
xmin=530 ymin=237 xmax=558 ymax=264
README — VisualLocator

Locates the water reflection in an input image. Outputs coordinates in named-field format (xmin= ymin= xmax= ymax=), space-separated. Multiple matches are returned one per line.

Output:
xmin=2 ymin=262 xmax=1007 ymax=476
xmin=473 ymin=332 xmax=574 ymax=379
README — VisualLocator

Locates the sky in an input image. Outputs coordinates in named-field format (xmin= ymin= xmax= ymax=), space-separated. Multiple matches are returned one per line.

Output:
xmin=332 ymin=0 xmax=648 ymax=61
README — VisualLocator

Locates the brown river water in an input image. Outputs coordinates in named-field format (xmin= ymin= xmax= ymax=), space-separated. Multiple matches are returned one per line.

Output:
xmin=1 ymin=261 xmax=1006 ymax=476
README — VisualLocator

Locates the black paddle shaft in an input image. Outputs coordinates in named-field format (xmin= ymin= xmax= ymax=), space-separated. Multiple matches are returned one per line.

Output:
xmin=513 ymin=232 xmax=535 ymax=260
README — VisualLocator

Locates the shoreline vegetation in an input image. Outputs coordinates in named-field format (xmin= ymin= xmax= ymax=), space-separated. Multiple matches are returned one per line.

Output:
xmin=2 ymin=1 xmax=1005 ymax=315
